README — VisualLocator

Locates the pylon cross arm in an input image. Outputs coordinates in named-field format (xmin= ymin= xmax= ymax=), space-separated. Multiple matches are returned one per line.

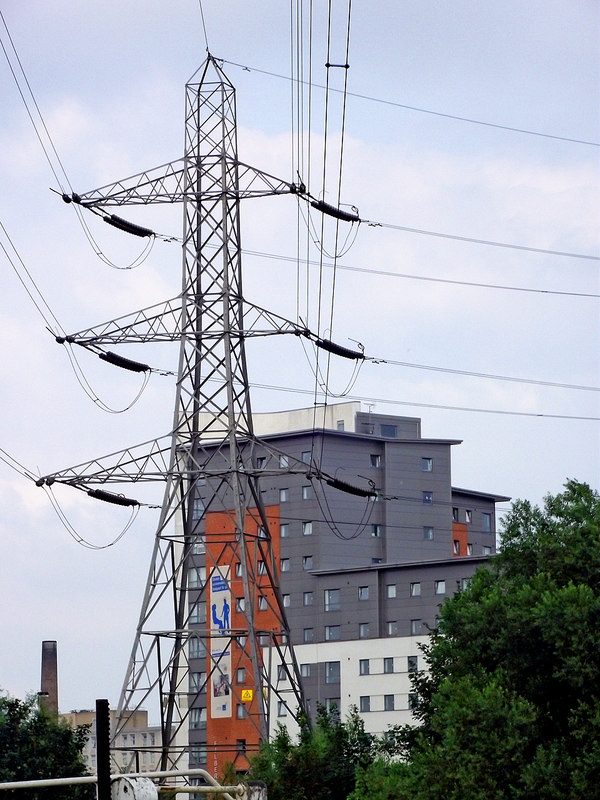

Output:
xmin=68 ymin=156 xmax=300 ymax=209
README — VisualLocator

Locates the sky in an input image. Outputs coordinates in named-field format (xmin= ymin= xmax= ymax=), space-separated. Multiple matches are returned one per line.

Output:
xmin=0 ymin=0 xmax=598 ymax=716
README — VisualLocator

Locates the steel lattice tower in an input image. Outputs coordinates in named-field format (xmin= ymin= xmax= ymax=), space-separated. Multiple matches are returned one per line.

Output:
xmin=38 ymin=56 xmax=314 ymax=772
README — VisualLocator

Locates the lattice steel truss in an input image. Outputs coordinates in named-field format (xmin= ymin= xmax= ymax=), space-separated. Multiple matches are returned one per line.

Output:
xmin=38 ymin=57 xmax=310 ymax=770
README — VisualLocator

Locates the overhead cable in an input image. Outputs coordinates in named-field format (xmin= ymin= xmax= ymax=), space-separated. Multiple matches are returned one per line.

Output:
xmin=220 ymin=57 xmax=599 ymax=147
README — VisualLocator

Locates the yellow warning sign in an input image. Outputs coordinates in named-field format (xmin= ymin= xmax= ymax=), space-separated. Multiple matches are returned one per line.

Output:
xmin=241 ymin=689 xmax=253 ymax=702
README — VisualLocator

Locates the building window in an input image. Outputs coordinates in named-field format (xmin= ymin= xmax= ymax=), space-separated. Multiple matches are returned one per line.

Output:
xmin=337 ymin=419 xmax=345 ymax=430
xmin=483 ymin=545 xmax=492 ymax=555
xmin=358 ymin=586 xmax=369 ymax=601
xmin=300 ymin=663 xmax=311 ymax=678
xmin=192 ymin=497 xmax=205 ymax=520
xmin=189 ymin=638 xmax=206 ymax=659
xmin=280 ymin=523 xmax=289 ymax=538
xmin=325 ymin=625 xmax=341 ymax=641
xmin=384 ymin=657 xmax=394 ymax=674
xmin=408 ymin=655 xmax=418 ymax=672
xmin=326 ymin=699 xmax=340 ymax=716
xmin=280 ymin=558 xmax=290 ymax=572
xmin=467 ymin=543 xmax=473 ymax=555
xmin=277 ymin=664 xmax=287 ymax=681
xmin=235 ymin=597 xmax=245 ymax=612
xmin=279 ymin=454 xmax=289 ymax=469
xmin=302 ymin=521 xmax=313 ymax=536
xmin=258 ymin=560 xmax=267 ymax=575
xmin=421 ymin=457 xmax=433 ymax=472
xmin=408 ymin=693 xmax=419 ymax=711
xmin=277 ymin=700 xmax=287 ymax=717
xmin=372 ymin=558 xmax=382 ymax=564
xmin=370 ymin=454 xmax=381 ymax=467
xmin=303 ymin=555 xmax=313 ymax=570
xmin=235 ymin=561 xmax=242 ymax=577
xmin=190 ymin=744 xmax=207 ymax=764
xmin=422 ymin=491 xmax=433 ymax=505
xmin=236 ymin=635 xmax=246 ymax=648
xmin=303 ymin=591 xmax=313 ymax=606
xmin=465 ymin=509 xmax=472 ymax=523
xmin=236 ymin=667 xmax=246 ymax=683
xmin=380 ymin=424 xmax=397 ymax=438
xmin=371 ymin=524 xmax=382 ymax=537
xmin=410 ymin=582 xmax=421 ymax=597
xmin=325 ymin=661 xmax=340 ymax=683
xmin=324 ymin=588 xmax=340 ymax=611
xmin=452 ymin=507 xmax=459 ymax=522
xmin=461 ymin=577 xmax=471 ymax=590
xmin=386 ymin=620 xmax=398 ymax=636
xmin=303 ymin=628 xmax=314 ymax=643
xmin=192 ymin=535 xmax=205 ymax=555
xmin=359 ymin=622 xmax=370 ymax=639
xmin=384 ymin=694 xmax=395 ymax=711
xmin=482 ymin=512 xmax=492 ymax=532
xmin=360 ymin=696 xmax=370 ymax=713
xmin=423 ymin=526 xmax=434 ymax=541
xmin=279 ymin=488 xmax=289 ymax=503
xmin=190 ymin=601 xmax=206 ymax=625
xmin=386 ymin=584 xmax=396 ymax=599
xmin=190 ymin=708 xmax=206 ymax=730
xmin=453 ymin=540 xmax=461 ymax=555
xmin=410 ymin=619 xmax=421 ymax=635
xmin=283 ymin=594 xmax=290 ymax=607
xmin=256 ymin=456 xmax=266 ymax=469
xmin=188 ymin=567 xmax=206 ymax=589
xmin=258 ymin=595 xmax=268 ymax=611
xmin=302 ymin=485 xmax=312 ymax=500
xmin=236 ymin=740 xmax=246 ymax=755
xmin=236 ymin=703 xmax=246 ymax=719
xmin=302 ymin=450 xmax=311 ymax=464
xmin=359 ymin=659 xmax=370 ymax=676
xmin=189 ymin=672 xmax=206 ymax=692
xmin=434 ymin=580 xmax=446 ymax=595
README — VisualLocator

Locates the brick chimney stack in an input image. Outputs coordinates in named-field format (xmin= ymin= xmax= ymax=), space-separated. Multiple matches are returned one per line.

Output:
xmin=40 ymin=640 xmax=58 ymax=716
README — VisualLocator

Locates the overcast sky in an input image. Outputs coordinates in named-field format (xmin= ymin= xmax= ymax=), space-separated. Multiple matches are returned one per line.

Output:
xmin=0 ymin=1 xmax=598 ymax=716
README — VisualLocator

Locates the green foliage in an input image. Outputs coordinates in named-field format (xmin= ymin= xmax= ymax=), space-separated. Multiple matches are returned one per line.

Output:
xmin=248 ymin=705 xmax=375 ymax=800
xmin=353 ymin=480 xmax=600 ymax=800
xmin=0 ymin=693 xmax=93 ymax=799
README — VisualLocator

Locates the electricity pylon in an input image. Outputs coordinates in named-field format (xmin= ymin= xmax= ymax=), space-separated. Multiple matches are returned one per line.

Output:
xmin=37 ymin=56 xmax=313 ymax=770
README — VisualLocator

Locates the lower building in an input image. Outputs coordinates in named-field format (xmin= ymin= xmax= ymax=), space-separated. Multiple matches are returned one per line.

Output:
xmin=62 ymin=709 xmax=161 ymax=774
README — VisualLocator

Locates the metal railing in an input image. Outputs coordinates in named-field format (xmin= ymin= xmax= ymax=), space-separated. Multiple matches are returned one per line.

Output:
xmin=0 ymin=769 xmax=245 ymax=800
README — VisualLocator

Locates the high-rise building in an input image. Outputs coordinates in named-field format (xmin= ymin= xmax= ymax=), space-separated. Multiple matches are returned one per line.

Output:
xmin=187 ymin=402 xmax=508 ymax=774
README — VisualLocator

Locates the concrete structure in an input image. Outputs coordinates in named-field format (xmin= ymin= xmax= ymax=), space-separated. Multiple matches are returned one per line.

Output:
xmin=40 ymin=640 xmax=58 ymax=717
xmin=187 ymin=403 xmax=508 ymax=771
xmin=63 ymin=709 xmax=161 ymax=775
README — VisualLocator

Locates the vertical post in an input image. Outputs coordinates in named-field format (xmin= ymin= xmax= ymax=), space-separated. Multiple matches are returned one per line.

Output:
xmin=96 ymin=699 xmax=111 ymax=800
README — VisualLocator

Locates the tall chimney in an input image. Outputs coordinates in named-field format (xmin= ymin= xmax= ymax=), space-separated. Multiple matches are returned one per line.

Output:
xmin=40 ymin=640 xmax=58 ymax=716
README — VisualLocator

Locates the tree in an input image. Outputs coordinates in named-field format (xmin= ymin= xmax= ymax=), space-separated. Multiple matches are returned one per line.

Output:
xmin=0 ymin=693 xmax=93 ymax=798
xmin=351 ymin=480 xmax=600 ymax=800
xmin=248 ymin=705 xmax=375 ymax=800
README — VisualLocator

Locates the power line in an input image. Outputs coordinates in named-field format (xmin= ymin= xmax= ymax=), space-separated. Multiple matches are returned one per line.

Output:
xmin=220 ymin=58 xmax=600 ymax=148
xmin=361 ymin=219 xmax=599 ymax=262
xmin=367 ymin=358 xmax=599 ymax=393
xmin=241 ymin=246 xmax=600 ymax=298
xmin=247 ymin=380 xmax=600 ymax=421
